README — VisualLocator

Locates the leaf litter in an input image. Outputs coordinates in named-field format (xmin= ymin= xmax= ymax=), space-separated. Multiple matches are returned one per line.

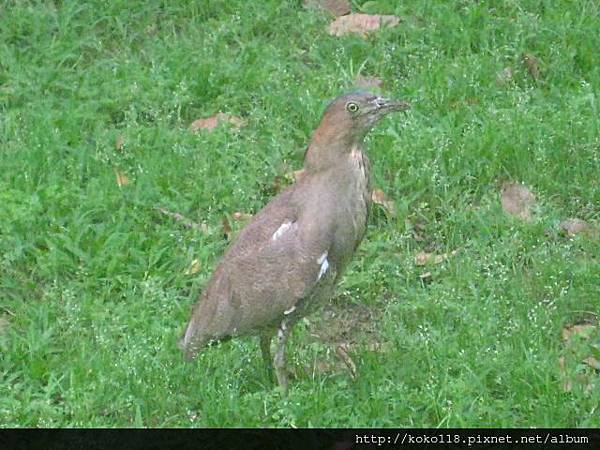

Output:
xmin=415 ymin=250 xmax=459 ymax=266
xmin=371 ymin=188 xmax=396 ymax=216
xmin=328 ymin=14 xmax=401 ymax=36
xmin=500 ymin=182 xmax=536 ymax=221
xmin=559 ymin=218 xmax=596 ymax=237
xmin=190 ymin=112 xmax=243 ymax=132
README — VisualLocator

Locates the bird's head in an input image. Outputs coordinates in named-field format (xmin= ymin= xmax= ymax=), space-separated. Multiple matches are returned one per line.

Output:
xmin=305 ymin=92 xmax=410 ymax=171
xmin=325 ymin=92 xmax=410 ymax=136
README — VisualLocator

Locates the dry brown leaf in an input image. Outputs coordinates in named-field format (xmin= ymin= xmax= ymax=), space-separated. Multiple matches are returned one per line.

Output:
xmin=190 ymin=112 xmax=243 ymax=132
xmin=185 ymin=259 xmax=201 ymax=275
xmin=371 ymin=188 xmax=396 ymax=216
xmin=415 ymin=250 xmax=458 ymax=266
xmin=115 ymin=135 xmax=125 ymax=151
xmin=115 ymin=169 xmax=130 ymax=187
xmin=562 ymin=323 xmax=597 ymax=342
xmin=522 ymin=53 xmax=541 ymax=81
xmin=232 ymin=212 xmax=253 ymax=221
xmin=355 ymin=75 xmax=383 ymax=89
xmin=419 ymin=271 xmax=432 ymax=280
xmin=500 ymin=182 xmax=536 ymax=221
xmin=415 ymin=252 xmax=434 ymax=266
xmin=583 ymin=356 xmax=600 ymax=371
xmin=559 ymin=218 xmax=590 ymax=237
xmin=303 ymin=0 xmax=351 ymax=16
xmin=328 ymin=13 xmax=401 ymax=36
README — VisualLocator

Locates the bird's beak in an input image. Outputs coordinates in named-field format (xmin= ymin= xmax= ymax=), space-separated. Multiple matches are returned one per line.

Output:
xmin=374 ymin=97 xmax=411 ymax=113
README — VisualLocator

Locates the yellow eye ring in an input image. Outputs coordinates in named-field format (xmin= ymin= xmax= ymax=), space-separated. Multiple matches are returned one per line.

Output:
xmin=346 ymin=102 xmax=359 ymax=113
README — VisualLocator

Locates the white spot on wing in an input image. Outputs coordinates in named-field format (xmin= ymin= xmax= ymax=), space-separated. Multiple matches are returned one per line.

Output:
xmin=272 ymin=220 xmax=293 ymax=241
xmin=317 ymin=251 xmax=329 ymax=281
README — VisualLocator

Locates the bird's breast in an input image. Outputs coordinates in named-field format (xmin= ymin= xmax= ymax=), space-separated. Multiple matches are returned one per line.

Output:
xmin=347 ymin=147 xmax=371 ymax=232
xmin=348 ymin=147 xmax=371 ymax=200
xmin=329 ymin=148 xmax=371 ymax=268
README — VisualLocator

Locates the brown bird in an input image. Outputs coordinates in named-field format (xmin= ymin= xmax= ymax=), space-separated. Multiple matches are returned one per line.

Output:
xmin=179 ymin=92 xmax=410 ymax=393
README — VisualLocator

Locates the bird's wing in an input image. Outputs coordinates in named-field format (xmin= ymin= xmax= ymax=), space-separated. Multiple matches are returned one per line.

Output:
xmin=182 ymin=183 xmax=336 ymax=348
xmin=222 ymin=185 xmax=336 ymax=329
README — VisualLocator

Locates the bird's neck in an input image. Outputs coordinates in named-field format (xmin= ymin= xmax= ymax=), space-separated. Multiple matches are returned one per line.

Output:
xmin=303 ymin=127 xmax=364 ymax=173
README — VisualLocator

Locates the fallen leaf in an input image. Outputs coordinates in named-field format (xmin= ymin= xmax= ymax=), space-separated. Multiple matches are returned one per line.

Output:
xmin=583 ymin=356 xmax=600 ymax=371
xmin=559 ymin=218 xmax=590 ymax=237
xmin=522 ymin=53 xmax=541 ymax=81
xmin=355 ymin=75 xmax=383 ymax=89
xmin=562 ymin=323 xmax=597 ymax=342
xmin=115 ymin=169 xmax=130 ymax=187
xmin=371 ymin=188 xmax=396 ymax=216
xmin=190 ymin=112 xmax=243 ymax=132
xmin=303 ymin=0 xmax=351 ymax=16
xmin=115 ymin=135 xmax=125 ymax=151
xmin=415 ymin=252 xmax=433 ymax=266
xmin=415 ymin=250 xmax=458 ymax=266
xmin=419 ymin=271 xmax=432 ymax=280
xmin=328 ymin=13 xmax=401 ymax=36
xmin=185 ymin=259 xmax=201 ymax=275
xmin=232 ymin=212 xmax=253 ymax=221
xmin=500 ymin=182 xmax=536 ymax=221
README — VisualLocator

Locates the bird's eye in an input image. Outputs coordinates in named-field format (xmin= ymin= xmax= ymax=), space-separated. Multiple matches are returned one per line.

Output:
xmin=346 ymin=102 xmax=359 ymax=113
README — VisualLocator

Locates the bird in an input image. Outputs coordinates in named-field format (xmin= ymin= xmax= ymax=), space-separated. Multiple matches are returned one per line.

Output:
xmin=179 ymin=91 xmax=410 ymax=393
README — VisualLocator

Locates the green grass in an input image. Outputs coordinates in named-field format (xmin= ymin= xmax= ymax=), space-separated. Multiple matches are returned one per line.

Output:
xmin=1 ymin=0 xmax=599 ymax=427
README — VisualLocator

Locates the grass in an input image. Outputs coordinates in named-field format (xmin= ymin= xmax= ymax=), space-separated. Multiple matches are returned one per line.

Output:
xmin=1 ymin=0 xmax=599 ymax=427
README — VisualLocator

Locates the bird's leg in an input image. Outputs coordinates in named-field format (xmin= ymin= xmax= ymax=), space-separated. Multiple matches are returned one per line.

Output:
xmin=259 ymin=332 xmax=273 ymax=373
xmin=273 ymin=319 xmax=292 ymax=395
